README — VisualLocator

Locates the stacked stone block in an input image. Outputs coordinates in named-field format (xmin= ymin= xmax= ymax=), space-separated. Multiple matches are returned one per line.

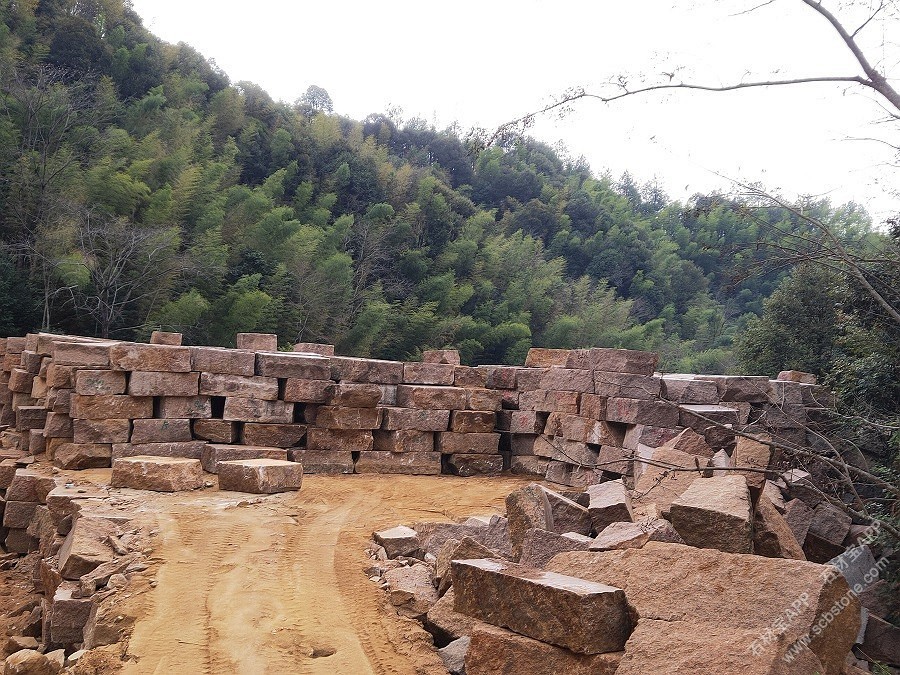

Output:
xmin=0 ymin=333 xmax=831 ymax=488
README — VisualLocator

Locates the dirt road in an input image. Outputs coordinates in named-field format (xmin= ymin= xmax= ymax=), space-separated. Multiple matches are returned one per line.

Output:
xmin=111 ymin=474 xmax=528 ymax=675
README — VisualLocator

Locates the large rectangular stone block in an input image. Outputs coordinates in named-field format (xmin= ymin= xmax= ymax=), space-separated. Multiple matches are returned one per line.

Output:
xmin=451 ymin=558 xmax=631 ymax=654
xmin=157 ymin=396 xmax=212 ymax=419
xmin=15 ymin=405 xmax=47 ymax=431
xmin=149 ymin=330 xmax=182 ymax=345
xmin=73 ymin=418 xmax=131 ymax=444
xmin=128 ymin=371 xmax=200 ymax=397
xmin=201 ymin=444 xmax=288 ymax=473
xmin=241 ymin=423 xmax=306 ymax=447
xmin=111 ymin=456 xmax=204 ymax=492
xmin=453 ymin=366 xmax=488 ymax=388
xmin=518 ymin=390 xmax=580 ymax=414
xmin=236 ymin=332 xmax=278 ymax=351
xmin=437 ymin=432 xmax=500 ymax=454
xmin=112 ymin=441 xmax=207 ymax=460
xmin=354 ymin=451 xmax=441 ymax=475
xmin=282 ymin=378 xmax=334 ymax=403
xmin=199 ymin=372 xmax=278 ymax=399
xmin=661 ymin=376 xmax=720 ymax=404
xmin=593 ymin=372 xmax=661 ymax=400
xmin=403 ymin=362 xmax=455 ymax=385
xmin=450 ymin=410 xmax=496 ymax=433
xmin=329 ymin=356 xmax=404 ymax=384
xmin=466 ymin=388 xmax=504 ymax=412
xmin=53 ymin=442 xmax=112 ymax=469
xmin=509 ymin=411 xmax=548 ymax=434
xmin=222 ymin=397 xmax=294 ymax=424
xmin=109 ymin=343 xmax=192 ymax=372
xmin=324 ymin=383 xmax=382 ymax=407
xmin=669 ymin=476 xmax=752 ymax=554
xmin=53 ymin=342 xmax=113 ymax=367
xmin=218 ymin=458 xmax=302 ymax=494
xmin=44 ymin=411 xmax=74 ymax=438
xmin=130 ymin=418 xmax=192 ymax=444
xmin=190 ymin=346 xmax=256 ymax=376
xmin=306 ymin=428 xmax=373 ymax=452
xmin=525 ymin=348 xmax=572 ymax=368
xmin=447 ymin=454 xmax=504 ymax=476
xmin=372 ymin=430 xmax=435 ymax=453
xmin=539 ymin=368 xmax=594 ymax=394
xmin=313 ymin=406 xmax=383 ymax=430
xmin=565 ymin=348 xmax=658 ymax=376
xmin=70 ymin=395 xmax=153 ymax=420
xmin=694 ymin=375 xmax=772 ymax=402
xmin=606 ymin=398 xmax=679 ymax=427
xmin=396 ymin=385 xmax=468 ymax=410
xmin=255 ymin=352 xmax=330 ymax=379
xmin=545 ymin=414 xmax=625 ymax=446
xmin=191 ymin=419 xmax=237 ymax=443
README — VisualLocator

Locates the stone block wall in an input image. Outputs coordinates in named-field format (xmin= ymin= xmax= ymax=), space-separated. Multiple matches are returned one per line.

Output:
xmin=0 ymin=332 xmax=833 ymax=495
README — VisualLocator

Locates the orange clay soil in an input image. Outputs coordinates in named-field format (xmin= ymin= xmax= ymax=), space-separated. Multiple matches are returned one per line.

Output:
xmin=65 ymin=471 xmax=530 ymax=675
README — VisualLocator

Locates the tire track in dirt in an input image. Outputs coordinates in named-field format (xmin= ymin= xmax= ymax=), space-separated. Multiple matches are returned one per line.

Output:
xmin=117 ymin=475 xmax=528 ymax=674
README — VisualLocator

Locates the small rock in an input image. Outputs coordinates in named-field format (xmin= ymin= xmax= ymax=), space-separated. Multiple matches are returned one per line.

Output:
xmin=438 ymin=636 xmax=470 ymax=675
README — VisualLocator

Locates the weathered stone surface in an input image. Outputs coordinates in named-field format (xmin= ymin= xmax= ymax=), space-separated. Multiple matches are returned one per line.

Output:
xmin=281 ymin=378 xmax=332 ymax=403
xmin=380 ymin=407 xmax=450 ymax=432
xmin=754 ymin=493 xmax=806 ymax=560
xmin=668 ymin=476 xmax=752 ymax=553
xmin=436 ymin=536 xmax=500 ymax=595
xmin=590 ymin=522 xmax=652 ymax=551
xmin=74 ymin=369 xmax=127 ymax=396
xmin=403 ymin=362 xmax=455 ymax=385
xmin=446 ymin=454 xmax=504 ymax=476
xmin=507 ymin=412 xmax=546 ymax=435
xmin=53 ymin=443 xmax=112 ymax=470
xmin=663 ymin=428 xmax=714 ymax=458
xmin=437 ymin=635 xmax=468 ymax=675
xmin=544 ymin=461 xmax=604 ymax=489
xmin=192 ymin=419 xmax=237 ymax=443
xmin=235 ymin=332 xmax=278 ymax=351
xmin=293 ymin=342 xmax=335 ymax=356
xmin=128 ymin=371 xmax=199 ymax=397
xmin=417 ymin=517 xmax=512 ymax=559
xmin=330 ymin=356 xmax=404 ymax=384
xmin=827 ymin=545 xmax=878 ymax=595
xmin=678 ymin=404 xmax=740 ymax=431
xmin=372 ymin=430 xmax=434 ymax=453
xmin=860 ymin=614 xmax=900 ymax=667
xmin=286 ymin=449 xmax=354 ymax=474
xmin=577 ymin=394 xmax=606 ymax=421
xmin=524 ymin=348 xmax=570 ymax=368
xmin=156 ymin=395 xmax=212 ymax=419
xmin=71 ymin=416 xmax=129 ymax=444
xmin=109 ymin=343 xmax=191 ymax=372
xmin=70 ymin=394 xmax=153 ymax=420
xmin=449 ymin=410 xmax=495 ymax=433
xmin=306 ymin=428 xmax=373 ymax=452
xmin=373 ymin=525 xmax=420 ymax=559
xmin=660 ymin=376 xmax=720 ymax=404
xmin=190 ymin=346 xmax=256 ymax=376
xmin=323 ymin=383 xmax=382 ymax=407
xmin=354 ymin=451 xmax=441 ymax=475
xmin=778 ymin=370 xmax=817 ymax=384
xmin=592 ymin=372 xmax=661 ymax=400
xmin=606 ymin=398 xmax=679 ymax=427
xmin=548 ymin=543 xmax=859 ymax=675
xmin=314 ymin=406 xmax=382 ymax=430
xmin=130 ymin=418 xmax=191 ymax=444
xmin=222 ymin=397 xmax=294 ymax=424
xmin=451 ymin=558 xmax=631 ymax=654
xmin=218 ymin=458 xmax=302 ymax=494
xmin=518 ymin=528 xmax=593 ymax=568
xmin=58 ymin=516 xmax=118 ymax=579
xmin=2 ymin=501 xmax=38 ymax=529
xmin=53 ymin=341 xmax=113 ymax=367
xmin=199 ymin=372 xmax=278 ymax=399
xmin=783 ymin=498 xmax=815 ymax=546
xmin=586 ymin=480 xmax=634 ymax=533
xmin=425 ymin=589 xmax=481 ymax=644
xmin=254 ymin=351 xmax=330 ymax=379
xmin=544 ymin=413 xmax=625 ymax=446
xmin=383 ymin=563 xmax=438 ymax=619
xmin=731 ymin=435 xmax=772 ymax=491
xmin=539 ymin=368 xmax=594 ymax=394
xmin=804 ymin=502 xmax=852 ymax=563
xmin=453 ymin=366 xmax=488 ymax=388
xmin=241 ymin=423 xmax=306 ymax=448
xmin=110 ymin=456 xmax=204 ymax=492
xmin=695 ymin=375 xmax=772 ymax=402
xmin=633 ymin=445 xmax=705 ymax=512
xmin=149 ymin=330 xmax=182 ymax=345
xmin=4 ymin=650 xmax=58 ymax=675
xmin=45 ymin=484 xmax=108 ymax=520
xmin=201 ymin=444 xmax=287 ymax=473
xmin=465 ymin=388 xmax=505 ymax=412
xmin=436 ymin=432 xmax=500 ymax=454
xmin=518 ymin=389 xmax=580 ymax=413
xmin=395 ymin=385 xmax=468 ymax=410
xmin=565 ymin=348 xmax=658 ymax=376
xmin=421 ymin=349 xmax=460 ymax=365
xmin=112 ymin=441 xmax=207 ymax=460
xmin=6 ymin=469 xmax=57 ymax=502
xmin=49 ymin=583 xmax=92 ymax=643
xmin=505 ymin=483 xmax=591 ymax=558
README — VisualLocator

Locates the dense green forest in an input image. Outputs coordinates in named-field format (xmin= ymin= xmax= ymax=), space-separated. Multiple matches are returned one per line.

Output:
xmin=0 ymin=0 xmax=895 ymax=399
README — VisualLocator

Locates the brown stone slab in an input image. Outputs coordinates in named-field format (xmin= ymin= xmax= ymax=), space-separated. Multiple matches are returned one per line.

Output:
xmin=111 ymin=456 xmax=204 ymax=492
xmin=539 ymin=368 xmax=594 ymax=394
xmin=191 ymin=419 xmax=238 ymax=443
xmin=329 ymin=356 xmax=404 ymax=384
xmin=128 ymin=371 xmax=200 ymax=397
xmin=73 ymin=419 xmax=131 ymax=444
xmin=606 ymin=398 xmax=679 ymax=427
xmin=199 ymin=372 xmax=278 ymax=399
xmin=222 ymin=397 xmax=294 ymax=424
xmin=313 ymin=406 xmax=383 ymax=430
xmin=518 ymin=390 xmax=579 ymax=414
xmin=241 ymin=423 xmax=306 ymax=448
xmin=255 ymin=351 xmax=330 ymax=379
xmin=70 ymin=395 xmax=153 ymax=420
xmin=282 ymin=378 xmax=333 ymax=403
xmin=669 ymin=476 xmax=752 ymax=554
xmin=109 ymin=343 xmax=192 ymax=372
xmin=437 ymin=432 xmax=500 ymax=455
xmin=446 ymin=453 xmax=503 ymax=476
xmin=157 ymin=396 xmax=212 ymax=419
xmin=52 ymin=342 xmax=114 ymax=367
xmin=130 ymin=418 xmax=192 ymax=444
xmin=403 ymin=362 xmax=455 ymax=385
xmin=111 ymin=441 xmax=207 ymax=460
xmin=396 ymin=384 xmax=468 ymax=410
xmin=354 ymin=450 xmax=442 ymax=475
xmin=524 ymin=348 xmax=572 ymax=368
xmin=565 ymin=348 xmax=658 ymax=376
xmin=190 ymin=346 xmax=256 ymax=376
xmin=466 ymin=388 xmax=504 ymax=412
xmin=149 ymin=330 xmax=182 ymax=345
xmin=236 ymin=332 xmax=278 ymax=351
xmin=306 ymin=428 xmax=373 ymax=452
xmin=200 ymin=443 xmax=288 ymax=473
xmin=450 ymin=410 xmax=496 ymax=433
xmin=451 ymin=558 xmax=631 ymax=654
xmin=324 ymin=383 xmax=382 ymax=407
xmin=372 ymin=430 xmax=435 ymax=453
xmin=218 ymin=458 xmax=302 ymax=494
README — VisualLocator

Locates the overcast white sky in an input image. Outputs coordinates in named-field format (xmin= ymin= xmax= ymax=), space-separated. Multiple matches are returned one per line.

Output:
xmin=130 ymin=0 xmax=900 ymax=221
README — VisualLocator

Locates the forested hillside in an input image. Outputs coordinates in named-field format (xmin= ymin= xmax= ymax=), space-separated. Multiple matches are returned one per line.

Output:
xmin=0 ymin=0 xmax=887 ymax=377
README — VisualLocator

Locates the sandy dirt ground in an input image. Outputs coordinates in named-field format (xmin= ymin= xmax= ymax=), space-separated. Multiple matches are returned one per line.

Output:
xmin=70 ymin=473 xmax=531 ymax=675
